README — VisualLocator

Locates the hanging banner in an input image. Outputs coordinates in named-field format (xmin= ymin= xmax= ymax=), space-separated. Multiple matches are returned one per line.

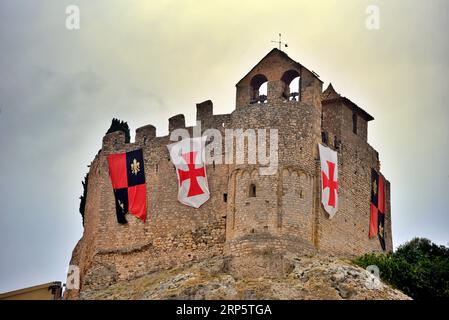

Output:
xmin=107 ymin=149 xmax=147 ymax=223
xmin=319 ymin=143 xmax=339 ymax=218
xmin=167 ymin=137 xmax=210 ymax=208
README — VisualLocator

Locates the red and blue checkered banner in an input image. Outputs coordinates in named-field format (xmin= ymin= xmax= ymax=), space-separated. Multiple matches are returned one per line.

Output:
xmin=107 ymin=149 xmax=147 ymax=224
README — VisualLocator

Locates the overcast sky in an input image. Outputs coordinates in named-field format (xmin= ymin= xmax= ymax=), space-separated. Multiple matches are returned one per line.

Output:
xmin=1 ymin=0 xmax=448 ymax=293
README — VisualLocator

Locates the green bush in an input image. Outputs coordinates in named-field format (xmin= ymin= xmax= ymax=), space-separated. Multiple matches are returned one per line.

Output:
xmin=353 ymin=238 xmax=449 ymax=300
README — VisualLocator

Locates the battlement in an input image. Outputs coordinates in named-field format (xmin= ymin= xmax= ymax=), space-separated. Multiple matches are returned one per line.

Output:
xmin=101 ymin=99 xmax=231 ymax=153
xmin=196 ymin=100 xmax=213 ymax=123
xmin=135 ymin=124 xmax=156 ymax=145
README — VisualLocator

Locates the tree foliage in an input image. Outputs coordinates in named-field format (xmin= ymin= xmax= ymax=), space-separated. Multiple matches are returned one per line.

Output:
xmin=106 ymin=118 xmax=130 ymax=143
xmin=354 ymin=238 xmax=449 ymax=300
xmin=79 ymin=172 xmax=88 ymax=225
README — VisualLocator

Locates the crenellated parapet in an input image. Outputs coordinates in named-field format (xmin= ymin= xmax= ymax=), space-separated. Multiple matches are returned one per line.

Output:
xmin=168 ymin=114 xmax=186 ymax=133
xmin=102 ymin=130 xmax=126 ymax=152
xmin=135 ymin=124 xmax=156 ymax=146
xmin=196 ymin=100 xmax=213 ymax=123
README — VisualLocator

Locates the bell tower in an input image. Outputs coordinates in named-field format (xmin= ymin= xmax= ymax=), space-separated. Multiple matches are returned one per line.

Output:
xmin=235 ymin=48 xmax=323 ymax=109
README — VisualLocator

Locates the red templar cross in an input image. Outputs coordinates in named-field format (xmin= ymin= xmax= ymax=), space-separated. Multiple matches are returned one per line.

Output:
xmin=178 ymin=151 xmax=206 ymax=197
xmin=322 ymin=160 xmax=338 ymax=208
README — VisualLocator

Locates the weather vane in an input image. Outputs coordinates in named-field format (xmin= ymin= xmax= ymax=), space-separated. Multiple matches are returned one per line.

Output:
xmin=271 ymin=33 xmax=288 ymax=50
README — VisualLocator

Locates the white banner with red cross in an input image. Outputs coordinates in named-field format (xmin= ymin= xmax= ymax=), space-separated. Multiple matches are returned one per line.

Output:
xmin=319 ymin=143 xmax=339 ymax=218
xmin=167 ymin=137 xmax=210 ymax=208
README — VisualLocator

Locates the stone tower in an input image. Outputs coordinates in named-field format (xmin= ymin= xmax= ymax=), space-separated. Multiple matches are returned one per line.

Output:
xmin=225 ymin=49 xmax=324 ymax=275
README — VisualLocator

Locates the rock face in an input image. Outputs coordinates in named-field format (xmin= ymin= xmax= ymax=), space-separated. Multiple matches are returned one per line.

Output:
xmin=78 ymin=254 xmax=410 ymax=300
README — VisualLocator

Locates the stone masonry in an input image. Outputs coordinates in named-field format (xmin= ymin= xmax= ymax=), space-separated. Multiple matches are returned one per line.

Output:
xmin=65 ymin=49 xmax=392 ymax=299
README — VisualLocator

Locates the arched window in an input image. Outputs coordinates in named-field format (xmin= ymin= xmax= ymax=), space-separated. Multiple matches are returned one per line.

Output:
xmin=258 ymin=82 xmax=267 ymax=102
xmin=250 ymin=74 xmax=268 ymax=104
xmin=249 ymin=183 xmax=257 ymax=197
xmin=281 ymin=69 xmax=300 ymax=101
xmin=352 ymin=113 xmax=358 ymax=134
xmin=288 ymin=76 xmax=300 ymax=101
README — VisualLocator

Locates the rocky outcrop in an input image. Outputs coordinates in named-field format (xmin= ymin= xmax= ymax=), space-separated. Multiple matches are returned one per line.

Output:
xmin=77 ymin=253 xmax=410 ymax=300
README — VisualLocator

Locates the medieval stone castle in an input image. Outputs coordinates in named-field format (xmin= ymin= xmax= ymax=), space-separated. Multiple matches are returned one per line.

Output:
xmin=66 ymin=49 xmax=392 ymax=298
